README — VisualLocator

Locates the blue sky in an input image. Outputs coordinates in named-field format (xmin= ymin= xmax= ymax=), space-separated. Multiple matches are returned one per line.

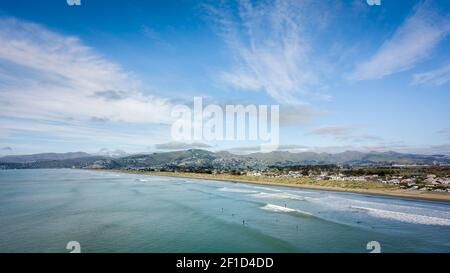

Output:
xmin=0 ymin=0 xmax=449 ymax=155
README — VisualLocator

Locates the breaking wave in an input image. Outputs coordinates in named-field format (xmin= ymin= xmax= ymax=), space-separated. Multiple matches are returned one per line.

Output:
xmin=261 ymin=204 xmax=313 ymax=216
xmin=351 ymin=206 xmax=450 ymax=226
xmin=218 ymin=187 xmax=259 ymax=194
xmin=247 ymin=186 xmax=282 ymax=192
xmin=252 ymin=192 xmax=305 ymax=200
xmin=135 ymin=179 xmax=149 ymax=182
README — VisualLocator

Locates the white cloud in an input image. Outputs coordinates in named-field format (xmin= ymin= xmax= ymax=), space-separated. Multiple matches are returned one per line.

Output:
xmin=154 ymin=141 xmax=213 ymax=150
xmin=361 ymin=142 xmax=450 ymax=155
xmin=308 ymin=125 xmax=383 ymax=144
xmin=226 ymin=144 xmax=309 ymax=154
xmin=0 ymin=17 xmax=175 ymax=125
xmin=225 ymin=142 xmax=450 ymax=155
xmin=219 ymin=71 xmax=263 ymax=91
xmin=412 ymin=62 xmax=450 ymax=86
xmin=0 ymin=118 xmax=167 ymax=147
xmin=349 ymin=2 xmax=450 ymax=81
xmin=436 ymin=127 xmax=450 ymax=135
xmin=309 ymin=126 xmax=353 ymax=137
xmin=279 ymin=106 xmax=327 ymax=126
xmin=207 ymin=0 xmax=333 ymax=104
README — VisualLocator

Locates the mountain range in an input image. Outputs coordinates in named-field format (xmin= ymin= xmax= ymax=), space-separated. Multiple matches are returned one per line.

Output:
xmin=1 ymin=149 xmax=449 ymax=170
xmin=0 ymin=152 xmax=91 ymax=163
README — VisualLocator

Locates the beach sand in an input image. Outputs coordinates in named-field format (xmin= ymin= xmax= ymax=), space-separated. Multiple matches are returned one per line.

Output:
xmin=109 ymin=170 xmax=450 ymax=203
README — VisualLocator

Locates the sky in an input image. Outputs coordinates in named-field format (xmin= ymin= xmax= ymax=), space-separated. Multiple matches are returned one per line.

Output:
xmin=0 ymin=0 xmax=449 ymax=155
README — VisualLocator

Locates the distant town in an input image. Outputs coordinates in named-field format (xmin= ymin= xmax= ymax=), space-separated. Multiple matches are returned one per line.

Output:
xmin=1 ymin=149 xmax=450 ymax=193
xmin=119 ymin=164 xmax=450 ymax=193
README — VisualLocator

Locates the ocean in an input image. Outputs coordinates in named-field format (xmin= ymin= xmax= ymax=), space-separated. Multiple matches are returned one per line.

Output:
xmin=0 ymin=169 xmax=449 ymax=253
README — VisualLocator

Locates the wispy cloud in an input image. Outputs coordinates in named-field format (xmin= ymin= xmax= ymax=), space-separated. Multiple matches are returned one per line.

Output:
xmin=0 ymin=17 xmax=180 ymax=152
xmin=436 ymin=127 xmax=450 ymax=135
xmin=361 ymin=142 xmax=450 ymax=155
xmin=0 ymin=18 xmax=175 ymax=126
xmin=309 ymin=125 xmax=382 ymax=143
xmin=279 ymin=106 xmax=327 ymax=126
xmin=140 ymin=25 xmax=172 ymax=48
xmin=92 ymin=90 xmax=131 ymax=101
xmin=155 ymin=141 xmax=212 ymax=150
xmin=412 ymin=62 xmax=450 ymax=86
xmin=206 ymin=0 xmax=333 ymax=104
xmin=306 ymin=142 xmax=450 ymax=155
xmin=309 ymin=126 xmax=354 ymax=137
xmin=226 ymin=144 xmax=309 ymax=154
xmin=0 ymin=118 xmax=166 ymax=147
xmin=226 ymin=142 xmax=450 ymax=155
xmin=0 ymin=146 xmax=13 ymax=156
xmin=349 ymin=1 xmax=450 ymax=81
xmin=344 ymin=134 xmax=383 ymax=143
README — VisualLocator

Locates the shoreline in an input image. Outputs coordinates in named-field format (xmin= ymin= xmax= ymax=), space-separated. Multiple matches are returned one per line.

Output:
xmin=106 ymin=169 xmax=450 ymax=203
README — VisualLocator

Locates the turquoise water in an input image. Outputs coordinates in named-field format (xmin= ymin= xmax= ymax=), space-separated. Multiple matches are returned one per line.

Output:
xmin=0 ymin=169 xmax=449 ymax=253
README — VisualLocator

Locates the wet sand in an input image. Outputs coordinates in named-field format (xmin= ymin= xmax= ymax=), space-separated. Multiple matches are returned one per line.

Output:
xmin=111 ymin=170 xmax=450 ymax=203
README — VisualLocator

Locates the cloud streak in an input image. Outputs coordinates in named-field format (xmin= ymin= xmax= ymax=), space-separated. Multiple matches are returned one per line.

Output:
xmin=309 ymin=125 xmax=382 ymax=143
xmin=349 ymin=2 xmax=450 ymax=81
xmin=412 ymin=62 xmax=450 ymax=86
xmin=155 ymin=141 xmax=213 ymax=150
xmin=0 ymin=18 xmax=175 ymax=125
xmin=309 ymin=126 xmax=354 ymax=137
xmin=207 ymin=0 xmax=333 ymax=104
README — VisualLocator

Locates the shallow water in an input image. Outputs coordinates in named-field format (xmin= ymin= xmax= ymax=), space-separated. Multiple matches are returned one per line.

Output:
xmin=0 ymin=169 xmax=449 ymax=253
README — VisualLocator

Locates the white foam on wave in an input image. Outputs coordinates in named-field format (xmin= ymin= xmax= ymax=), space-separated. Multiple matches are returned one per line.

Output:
xmin=262 ymin=204 xmax=296 ymax=212
xmin=252 ymin=192 xmax=305 ymax=200
xmin=134 ymin=178 xmax=149 ymax=182
xmin=218 ymin=187 xmax=259 ymax=193
xmin=351 ymin=206 xmax=450 ymax=226
xmin=247 ymin=186 xmax=282 ymax=192
xmin=261 ymin=204 xmax=313 ymax=216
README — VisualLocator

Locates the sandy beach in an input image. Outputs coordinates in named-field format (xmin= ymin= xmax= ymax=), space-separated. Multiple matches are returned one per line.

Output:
xmin=110 ymin=170 xmax=450 ymax=203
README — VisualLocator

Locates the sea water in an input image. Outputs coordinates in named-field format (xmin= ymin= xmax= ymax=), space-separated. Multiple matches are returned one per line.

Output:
xmin=0 ymin=169 xmax=449 ymax=253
